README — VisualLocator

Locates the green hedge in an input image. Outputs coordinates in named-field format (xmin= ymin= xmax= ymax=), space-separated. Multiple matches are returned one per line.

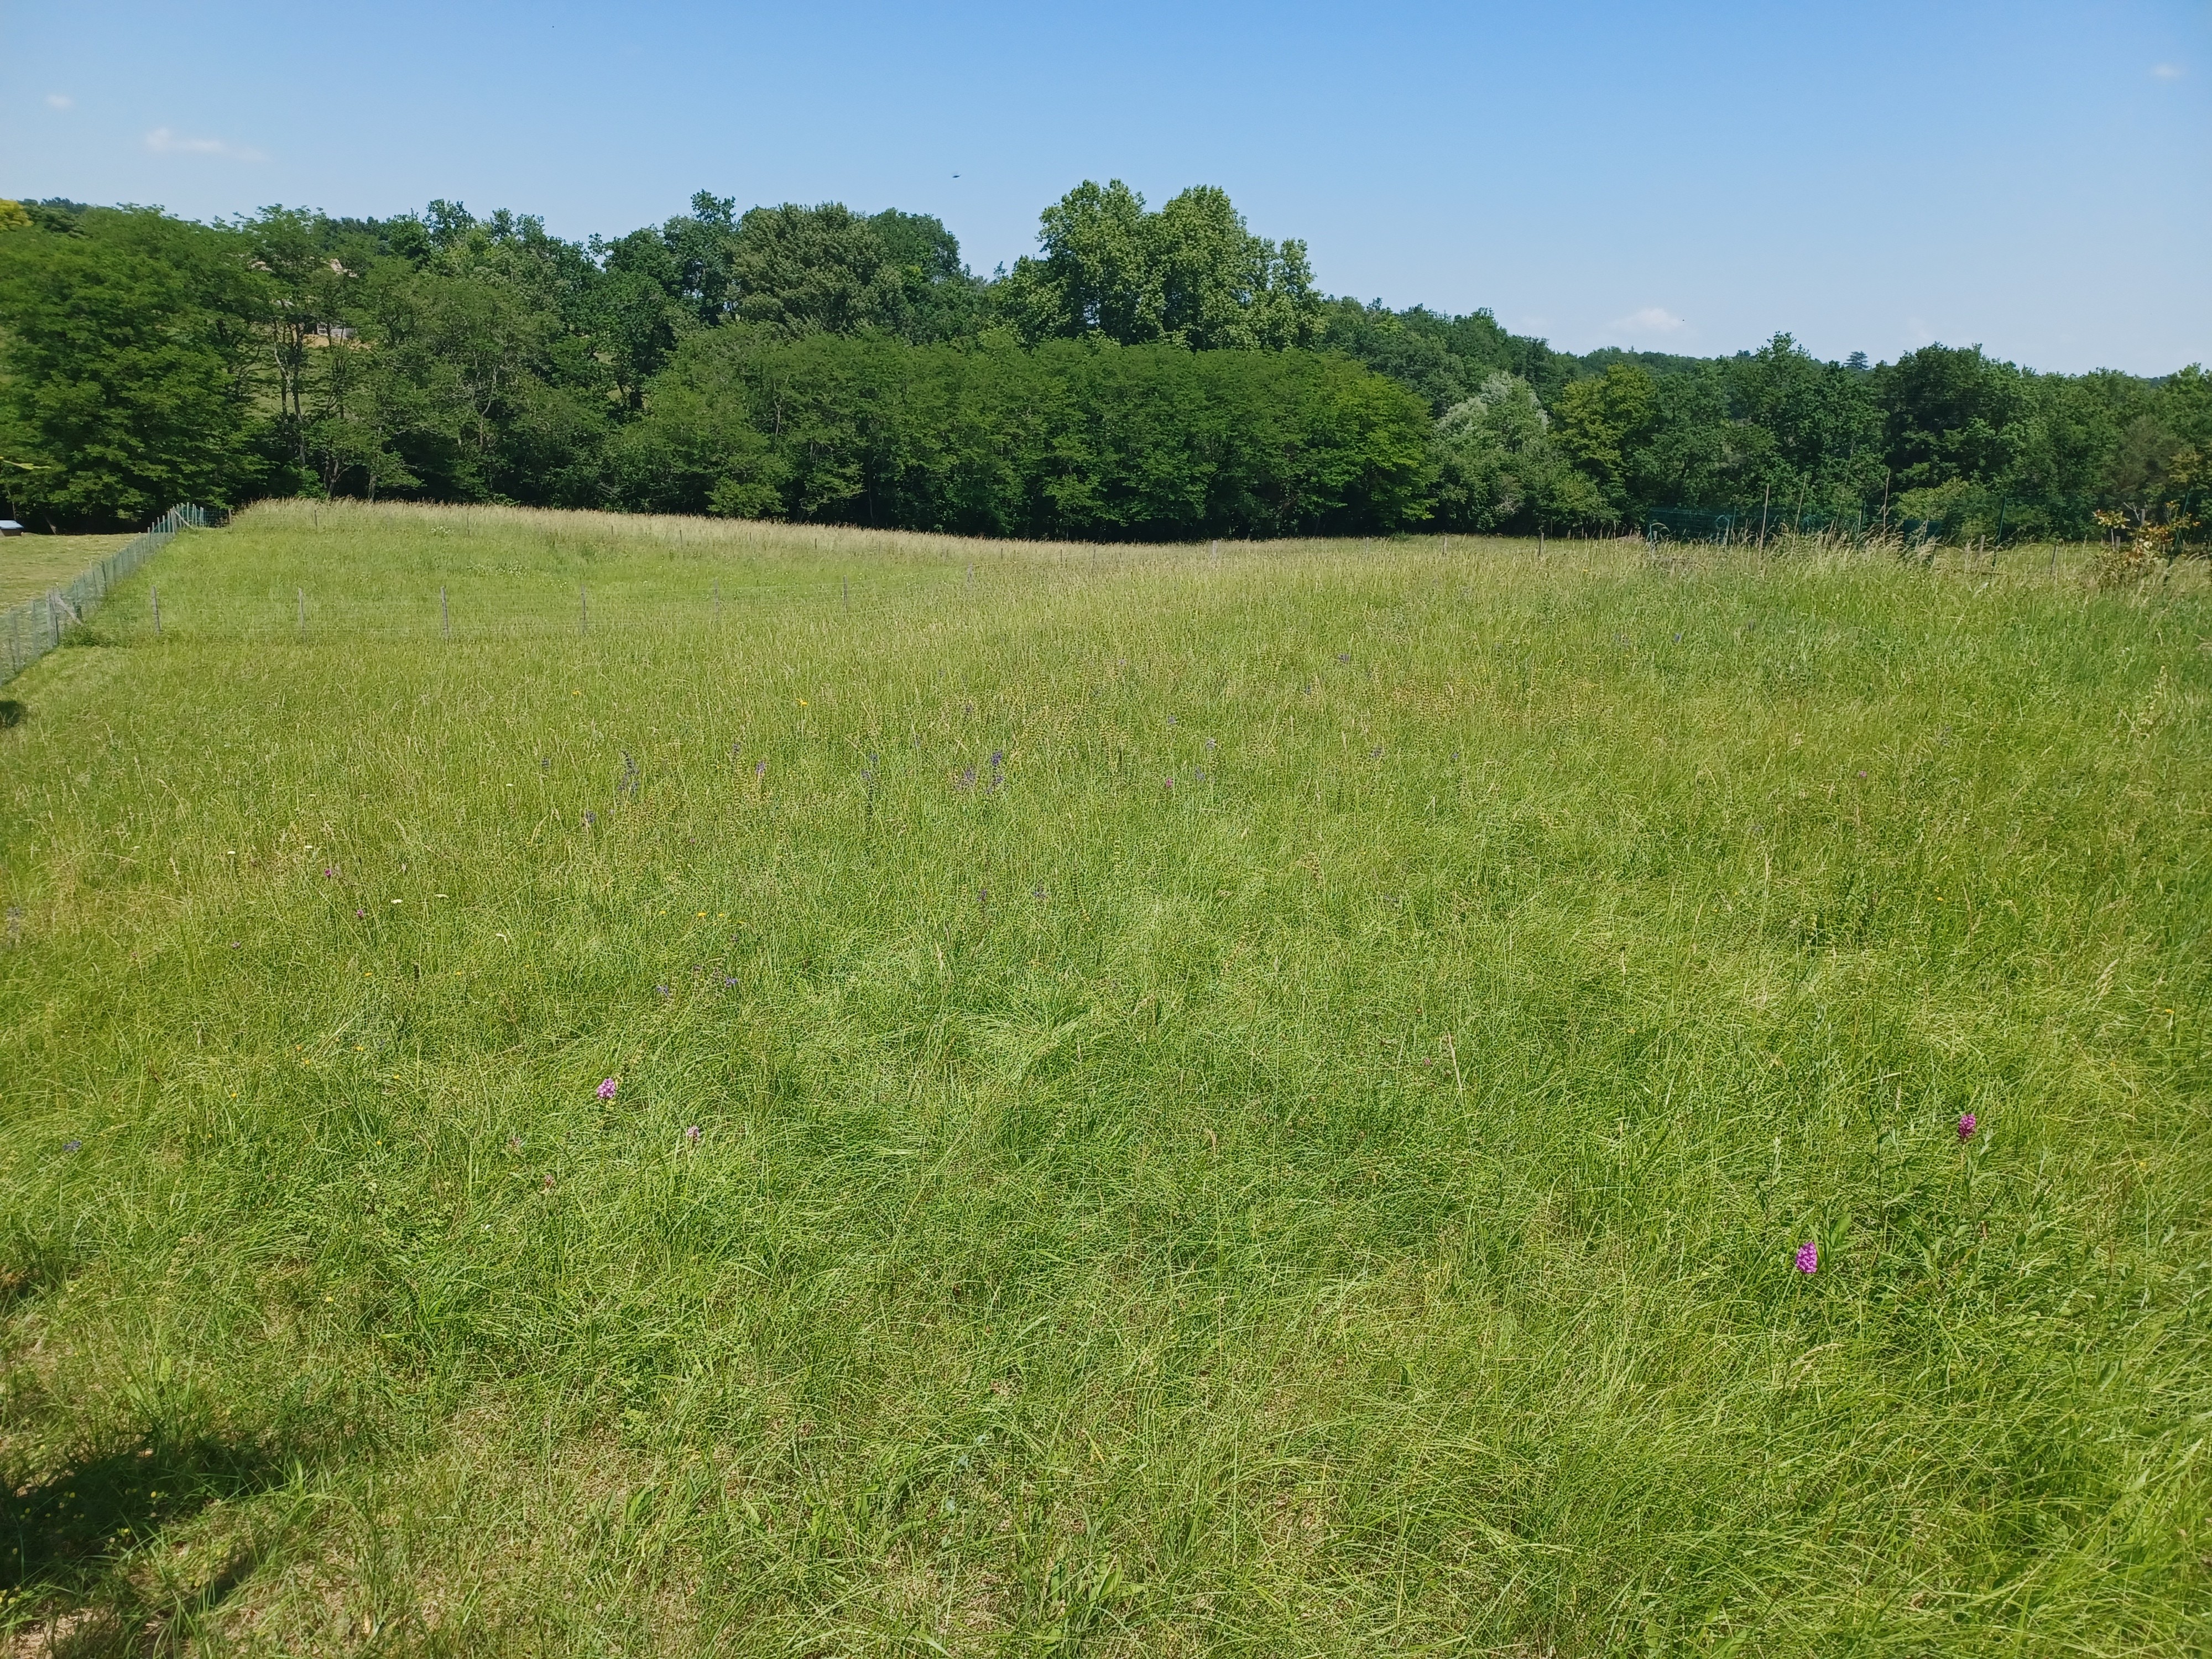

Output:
xmin=612 ymin=330 xmax=1436 ymax=540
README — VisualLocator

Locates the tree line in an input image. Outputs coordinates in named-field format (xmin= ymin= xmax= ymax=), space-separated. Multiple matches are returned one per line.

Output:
xmin=0 ymin=185 xmax=2203 ymax=543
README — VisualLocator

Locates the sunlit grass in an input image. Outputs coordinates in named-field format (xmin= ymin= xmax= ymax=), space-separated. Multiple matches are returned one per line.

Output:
xmin=0 ymin=535 xmax=135 ymax=609
xmin=1 ymin=500 xmax=2206 ymax=1653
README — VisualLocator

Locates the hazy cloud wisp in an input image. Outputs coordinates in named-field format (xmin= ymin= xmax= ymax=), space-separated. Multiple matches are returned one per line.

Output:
xmin=1608 ymin=306 xmax=1689 ymax=341
xmin=144 ymin=126 xmax=267 ymax=161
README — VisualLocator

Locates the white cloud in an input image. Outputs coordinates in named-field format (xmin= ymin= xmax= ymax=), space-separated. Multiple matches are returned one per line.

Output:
xmin=1608 ymin=306 xmax=1688 ymax=338
xmin=144 ymin=126 xmax=267 ymax=161
xmin=2151 ymin=62 xmax=2184 ymax=80
xmin=45 ymin=93 xmax=74 ymax=110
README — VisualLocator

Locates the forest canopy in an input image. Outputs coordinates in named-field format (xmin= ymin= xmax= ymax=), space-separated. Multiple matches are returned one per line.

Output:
xmin=0 ymin=182 xmax=2204 ymax=541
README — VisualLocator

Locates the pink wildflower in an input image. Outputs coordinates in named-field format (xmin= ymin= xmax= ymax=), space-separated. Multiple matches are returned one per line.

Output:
xmin=1958 ymin=1113 xmax=1976 ymax=1141
xmin=1794 ymin=1239 xmax=1819 ymax=1275
xmin=596 ymin=1077 xmax=618 ymax=1101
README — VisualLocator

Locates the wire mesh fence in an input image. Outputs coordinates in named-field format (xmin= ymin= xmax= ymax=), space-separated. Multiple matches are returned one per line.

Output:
xmin=1639 ymin=504 xmax=1920 ymax=546
xmin=1639 ymin=492 xmax=2206 ymax=551
xmin=1 ymin=504 xmax=208 ymax=686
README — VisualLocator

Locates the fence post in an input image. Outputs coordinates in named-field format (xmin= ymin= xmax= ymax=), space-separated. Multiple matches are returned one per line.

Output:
xmin=153 ymin=585 xmax=161 ymax=637
xmin=442 ymin=585 xmax=450 ymax=641
xmin=298 ymin=588 xmax=305 ymax=638
xmin=580 ymin=585 xmax=588 ymax=637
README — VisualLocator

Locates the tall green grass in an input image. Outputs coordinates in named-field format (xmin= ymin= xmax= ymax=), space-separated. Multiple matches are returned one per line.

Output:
xmin=2 ymin=501 xmax=2206 ymax=1654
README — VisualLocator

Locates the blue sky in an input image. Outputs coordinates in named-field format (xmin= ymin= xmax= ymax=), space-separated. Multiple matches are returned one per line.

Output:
xmin=4 ymin=1 xmax=2205 ymax=373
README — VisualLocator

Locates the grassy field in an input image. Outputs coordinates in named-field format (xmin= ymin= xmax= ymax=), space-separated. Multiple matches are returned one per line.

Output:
xmin=0 ymin=537 xmax=137 ymax=610
xmin=1 ymin=500 xmax=2208 ymax=1655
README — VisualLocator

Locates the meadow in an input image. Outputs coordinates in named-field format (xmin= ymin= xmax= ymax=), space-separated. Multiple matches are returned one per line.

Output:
xmin=0 ymin=538 xmax=135 ymax=610
xmin=1 ymin=500 xmax=2207 ymax=1655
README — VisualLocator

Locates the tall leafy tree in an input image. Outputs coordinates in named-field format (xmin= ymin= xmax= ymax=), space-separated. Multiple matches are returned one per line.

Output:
xmin=1551 ymin=364 xmax=1658 ymax=523
xmin=0 ymin=207 xmax=263 ymax=528
xmin=725 ymin=203 xmax=910 ymax=337
xmin=1431 ymin=371 xmax=1599 ymax=530
xmin=637 ymin=196 xmax=979 ymax=346
xmin=866 ymin=210 xmax=985 ymax=342
xmin=1321 ymin=301 xmax=1573 ymax=412
xmin=1724 ymin=333 xmax=1884 ymax=515
xmin=581 ymin=226 xmax=688 ymax=411
xmin=998 ymin=180 xmax=1320 ymax=349
xmin=1876 ymin=345 xmax=2024 ymax=492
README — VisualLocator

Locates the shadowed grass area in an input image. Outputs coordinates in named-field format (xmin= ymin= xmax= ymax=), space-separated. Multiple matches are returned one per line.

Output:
xmin=1 ymin=499 xmax=2206 ymax=1653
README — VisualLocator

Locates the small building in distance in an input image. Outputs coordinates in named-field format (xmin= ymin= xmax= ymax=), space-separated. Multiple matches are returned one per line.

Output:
xmin=0 ymin=521 xmax=24 ymax=538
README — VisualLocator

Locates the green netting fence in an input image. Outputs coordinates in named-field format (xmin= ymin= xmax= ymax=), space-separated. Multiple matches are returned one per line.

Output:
xmin=2 ymin=504 xmax=210 ymax=687
xmin=1639 ymin=494 xmax=2205 ymax=550
xmin=1637 ymin=505 xmax=1867 ymax=545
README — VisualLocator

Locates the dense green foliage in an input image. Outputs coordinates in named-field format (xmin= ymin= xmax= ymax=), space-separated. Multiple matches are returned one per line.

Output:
xmin=614 ymin=330 xmax=1432 ymax=537
xmin=0 ymin=208 xmax=261 ymax=523
xmin=1 ymin=185 xmax=2205 ymax=542
xmin=995 ymin=181 xmax=1321 ymax=351
xmin=2 ymin=505 xmax=2206 ymax=1650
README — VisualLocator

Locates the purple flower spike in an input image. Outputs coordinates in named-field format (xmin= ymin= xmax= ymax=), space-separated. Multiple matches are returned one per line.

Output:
xmin=1794 ymin=1239 xmax=1819 ymax=1275
xmin=1958 ymin=1112 xmax=1976 ymax=1141
xmin=684 ymin=1125 xmax=701 ymax=1144
xmin=596 ymin=1077 xmax=618 ymax=1101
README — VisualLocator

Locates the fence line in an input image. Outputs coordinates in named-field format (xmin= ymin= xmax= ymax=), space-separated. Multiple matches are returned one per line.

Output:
xmin=1639 ymin=492 xmax=2206 ymax=551
xmin=1 ymin=505 xmax=208 ymax=686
